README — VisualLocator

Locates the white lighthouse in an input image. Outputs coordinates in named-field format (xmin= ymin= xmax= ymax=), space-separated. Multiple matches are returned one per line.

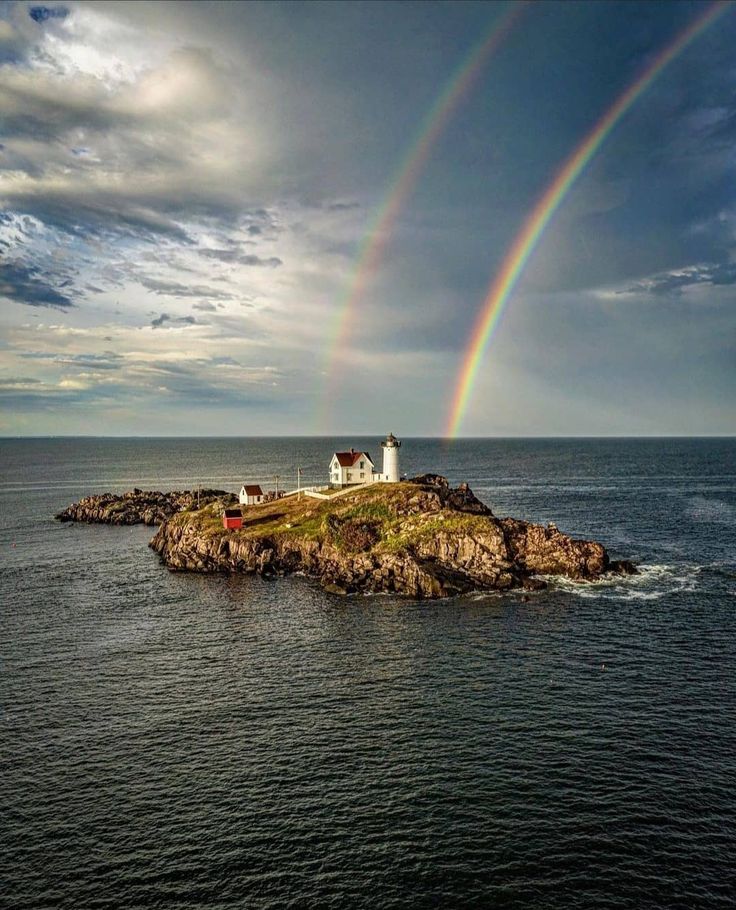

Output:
xmin=380 ymin=432 xmax=401 ymax=482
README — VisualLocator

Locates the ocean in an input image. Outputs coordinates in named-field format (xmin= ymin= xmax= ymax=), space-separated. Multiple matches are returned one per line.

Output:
xmin=2 ymin=437 xmax=735 ymax=909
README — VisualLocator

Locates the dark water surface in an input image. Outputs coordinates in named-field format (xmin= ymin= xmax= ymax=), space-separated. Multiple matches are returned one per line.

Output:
xmin=2 ymin=437 xmax=735 ymax=909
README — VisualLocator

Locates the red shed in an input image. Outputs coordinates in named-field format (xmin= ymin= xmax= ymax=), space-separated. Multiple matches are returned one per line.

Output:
xmin=222 ymin=507 xmax=243 ymax=530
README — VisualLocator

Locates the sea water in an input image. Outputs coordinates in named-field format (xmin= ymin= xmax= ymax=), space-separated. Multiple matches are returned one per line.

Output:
xmin=2 ymin=437 xmax=735 ymax=908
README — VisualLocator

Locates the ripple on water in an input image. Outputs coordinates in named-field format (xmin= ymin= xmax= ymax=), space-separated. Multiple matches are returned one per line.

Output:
xmin=2 ymin=437 xmax=736 ymax=909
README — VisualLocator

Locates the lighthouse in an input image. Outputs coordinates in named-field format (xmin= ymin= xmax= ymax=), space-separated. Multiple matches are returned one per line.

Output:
xmin=380 ymin=432 xmax=401 ymax=482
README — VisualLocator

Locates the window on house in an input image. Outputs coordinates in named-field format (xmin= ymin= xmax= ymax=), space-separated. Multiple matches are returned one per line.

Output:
xmin=360 ymin=472 xmax=364 ymax=478
xmin=360 ymin=461 xmax=364 ymax=469
xmin=347 ymin=472 xmax=352 ymax=480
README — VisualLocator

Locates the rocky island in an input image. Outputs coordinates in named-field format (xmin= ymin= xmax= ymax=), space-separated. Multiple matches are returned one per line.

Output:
xmin=143 ymin=474 xmax=635 ymax=598
xmin=56 ymin=488 xmax=236 ymax=526
xmin=56 ymin=475 xmax=635 ymax=598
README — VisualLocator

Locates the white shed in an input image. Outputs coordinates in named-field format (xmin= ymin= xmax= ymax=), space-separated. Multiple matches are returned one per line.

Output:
xmin=239 ymin=484 xmax=264 ymax=506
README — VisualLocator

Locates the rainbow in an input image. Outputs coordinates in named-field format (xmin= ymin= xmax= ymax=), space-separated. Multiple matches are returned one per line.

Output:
xmin=317 ymin=1 xmax=526 ymax=429
xmin=445 ymin=0 xmax=730 ymax=438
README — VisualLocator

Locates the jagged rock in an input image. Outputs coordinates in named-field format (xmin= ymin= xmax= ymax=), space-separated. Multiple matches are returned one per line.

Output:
xmin=609 ymin=559 xmax=638 ymax=575
xmin=410 ymin=473 xmax=449 ymax=489
xmin=147 ymin=476 xmax=636 ymax=598
xmin=499 ymin=517 xmax=608 ymax=579
xmin=522 ymin=576 xmax=548 ymax=591
xmin=322 ymin=581 xmax=349 ymax=596
xmin=55 ymin=489 xmax=237 ymax=526
xmin=409 ymin=474 xmax=492 ymax=515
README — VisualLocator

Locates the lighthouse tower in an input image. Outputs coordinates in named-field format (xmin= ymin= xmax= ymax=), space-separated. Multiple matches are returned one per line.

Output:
xmin=380 ymin=432 xmax=401 ymax=482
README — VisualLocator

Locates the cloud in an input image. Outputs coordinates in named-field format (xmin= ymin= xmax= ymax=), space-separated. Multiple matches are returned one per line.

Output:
xmin=198 ymin=249 xmax=282 ymax=267
xmin=20 ymin=351 xmax=125 ymax=370
xmin=2 ymin=1 xmax=734 ymax=436
xmin=151 ymin=312 xmax=198 ymax=328
xmin=0 ymin=32 xmax=254 ymax=235
xmin=0 ymin=377 xmax=41 ymax=388
xmin=0 ymin=319 xmax=285 ymax=424
xmin=28 ymin=7 xmax=69 ymax=23
xmin=0 ymin=8 xmax=292 ymax=339
xmin=0 ymin=262 xmax=74 ymax=308
xmin=139 ymin=276 xmax=233 ymax=299
xmin=620 ymin=261 xmax=736 ymax=296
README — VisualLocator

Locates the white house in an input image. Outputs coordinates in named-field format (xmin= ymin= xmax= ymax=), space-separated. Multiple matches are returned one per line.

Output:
xmin=329 ymin=449 xmax=374 ymax=487
xmin=328 ymin=434 xmax=402 ymax=486
xmin=239 ymin=484 xmax=264 ymax=506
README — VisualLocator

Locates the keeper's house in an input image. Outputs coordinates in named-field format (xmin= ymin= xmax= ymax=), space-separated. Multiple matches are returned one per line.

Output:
xmin=329 ymin=449 xmax=374 ymax=487
xmin=239 ymin=484 xmax=264 ymax=506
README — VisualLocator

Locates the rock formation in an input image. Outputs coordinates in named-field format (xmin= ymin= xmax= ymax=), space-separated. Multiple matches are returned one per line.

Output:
xmin=148 ymin=475 xmax=636 ymax=598
xmin=56 ymin=489 xmax=237 ymax=526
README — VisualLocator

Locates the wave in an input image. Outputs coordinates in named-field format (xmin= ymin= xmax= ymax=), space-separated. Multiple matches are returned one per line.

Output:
xmin=548 ymin=563 xmax=702 ymax=602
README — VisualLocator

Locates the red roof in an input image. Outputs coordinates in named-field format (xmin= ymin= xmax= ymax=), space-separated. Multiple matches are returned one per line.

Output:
xmin=333 ymin=450 xmax=373 ymax=468
xmin=242 ymin=484 xmax=263 ymax=496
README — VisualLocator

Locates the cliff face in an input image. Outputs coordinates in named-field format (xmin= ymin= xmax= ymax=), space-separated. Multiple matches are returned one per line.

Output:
xmin=56 ymin=489 xmax=236 ymax=526
xmin=149 ymin=477 xmax=635 ymax=598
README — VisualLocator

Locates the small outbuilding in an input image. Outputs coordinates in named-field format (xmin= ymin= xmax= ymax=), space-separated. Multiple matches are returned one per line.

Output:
xmin=222 ymin=508 xmax=243 ymax=530
xmin=239 ymin=484 xmax=264 ymax=506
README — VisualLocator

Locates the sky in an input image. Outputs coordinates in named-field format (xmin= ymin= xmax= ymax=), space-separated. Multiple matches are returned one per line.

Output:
xmin=0 ymin=0 xmax=734 ymax=437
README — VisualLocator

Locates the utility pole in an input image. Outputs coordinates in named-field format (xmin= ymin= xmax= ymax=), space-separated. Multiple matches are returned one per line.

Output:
xmin=274 ymin=474 xmax=279 ymax=497
xmin=297 ymin=466 xmax=302 ymax=500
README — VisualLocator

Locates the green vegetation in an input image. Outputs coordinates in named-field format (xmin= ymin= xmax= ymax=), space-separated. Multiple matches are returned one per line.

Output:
xmin=377 ymin=512 xmax=491 ymax=553
xmin=172 ymin=483 xmax=492 ymax=554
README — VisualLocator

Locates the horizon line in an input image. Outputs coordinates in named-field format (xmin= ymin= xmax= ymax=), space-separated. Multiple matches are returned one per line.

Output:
xmin=1 ymin=434 xmax=734 ymax=441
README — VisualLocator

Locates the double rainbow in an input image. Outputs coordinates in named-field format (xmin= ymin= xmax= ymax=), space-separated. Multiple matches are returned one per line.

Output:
xmin=317 ymin=2 xmax=526 ymax=429
xmin=445 ymin=0 xmax=730 ymax=438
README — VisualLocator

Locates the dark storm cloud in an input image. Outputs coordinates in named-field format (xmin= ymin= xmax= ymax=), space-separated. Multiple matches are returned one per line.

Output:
xmin=2 ymin=197 xmax=193 ymax=243
xmin=0 ymin=44 xmax=246 ymax=251
xmin=0 ymin=262 xmax=74 ymax=308
xmin=0 ymin=77 xmax=126 ymax=144
xmin=3 ymin=0 xmax=735 ymax=435
xmin=151 ymin=313 xmax=198 ymax=328
xmin=198 ymin=249 xmax=282 ymax=267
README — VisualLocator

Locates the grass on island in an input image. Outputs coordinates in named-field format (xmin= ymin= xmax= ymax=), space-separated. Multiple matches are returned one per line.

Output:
xmin=174 ymin=482 xmax=492 ymax=555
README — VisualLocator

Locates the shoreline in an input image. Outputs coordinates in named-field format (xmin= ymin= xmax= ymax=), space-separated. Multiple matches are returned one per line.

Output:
xmin=56 ymin=475 xmax=636 ymax=599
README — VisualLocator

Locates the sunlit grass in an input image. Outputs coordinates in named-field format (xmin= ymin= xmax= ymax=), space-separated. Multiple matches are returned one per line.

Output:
xmin=168 ymin=482 xmax=492 ymax=554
